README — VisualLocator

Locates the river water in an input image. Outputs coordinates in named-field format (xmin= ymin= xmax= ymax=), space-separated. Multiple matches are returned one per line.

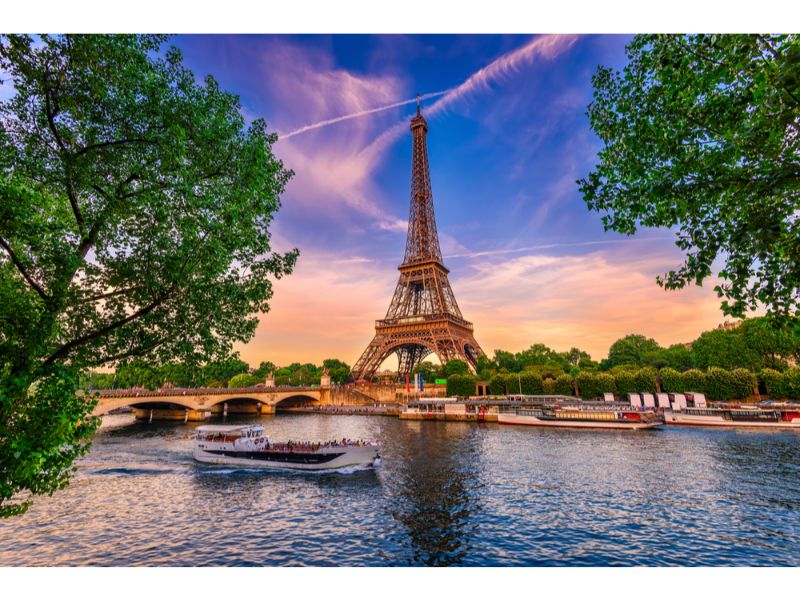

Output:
xmin=1 ymin=413 xmax=799 ymax=566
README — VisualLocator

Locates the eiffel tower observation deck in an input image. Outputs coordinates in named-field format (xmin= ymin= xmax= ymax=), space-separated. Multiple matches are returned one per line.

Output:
xmin=351 ymin=101 xmax=485 ymax=380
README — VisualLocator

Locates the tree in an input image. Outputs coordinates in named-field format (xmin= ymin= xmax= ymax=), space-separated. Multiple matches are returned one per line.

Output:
xmin=604 ymin=334 xmax=662 ymax=369
xmin=227 ymin=373 xmax=260 ymax=388
xmin=412 ymin=360 xmax=441 ymax=384
xmin=516 ymin=344 xmax=560 ymax=369
xmin=0 ymin=35 xmax=296 ymax=516
xmin=202 ymin=355 xmax=251 ymax=387
xmin=322 ymin=358 xmax=350 ymax=384
xmin=492 ymin=350 xmax=519 ymax=373
xmin=252 ymin=361 xmax=277 ymax=379
xmin=580 ymin=34 xmax=800 ymax=318
xmin=691 ymin=327 xmax=759 ymax=371
xmin=444 ymin=359 xmax=469 ymax=377
xmin=738 ymin=317 xmax=800 ymax=370
xmin=663 ymin=344 xmax=693 ymax=372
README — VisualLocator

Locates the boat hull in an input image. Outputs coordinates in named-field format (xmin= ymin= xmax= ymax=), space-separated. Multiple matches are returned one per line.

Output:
xmin=193 ymin=444 xmax=380 ymax=471
xmin=664 ymin=411 xmax=800 ymax=428
xmin=497 ymin=413 xmax=660 ymax=430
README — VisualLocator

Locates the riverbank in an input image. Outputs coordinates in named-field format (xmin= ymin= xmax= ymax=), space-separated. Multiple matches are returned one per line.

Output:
xmin=278 ymin=405 xmax=401 ymax=416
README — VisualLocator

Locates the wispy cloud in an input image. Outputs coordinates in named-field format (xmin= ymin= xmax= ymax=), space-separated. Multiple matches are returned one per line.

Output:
xmin=444 ymin=236 xmax=673 ymax=260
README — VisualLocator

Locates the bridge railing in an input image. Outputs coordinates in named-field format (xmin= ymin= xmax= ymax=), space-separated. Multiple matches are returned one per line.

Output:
xmin=92 ymin=385 xmax=322 ymax=398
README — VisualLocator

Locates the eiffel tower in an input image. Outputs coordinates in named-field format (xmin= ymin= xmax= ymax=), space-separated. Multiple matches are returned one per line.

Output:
xmin=351 ymin=100 xmax=484 ymax=381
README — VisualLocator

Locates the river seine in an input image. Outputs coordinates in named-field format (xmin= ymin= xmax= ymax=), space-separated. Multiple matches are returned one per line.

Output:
xmin=1 ymin=413 xmax=799 ymax=566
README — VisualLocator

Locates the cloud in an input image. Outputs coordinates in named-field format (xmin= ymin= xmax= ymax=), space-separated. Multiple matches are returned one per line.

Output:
xmin=451 ymin=243 xmax=726 ymax=359
xmin=235 ymin=248 xmax=397 ymax=368
xmin=236 ymin=238 xmax=727 ymax=368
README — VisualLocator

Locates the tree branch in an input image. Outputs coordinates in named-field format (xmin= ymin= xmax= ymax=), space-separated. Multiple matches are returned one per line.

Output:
xmin=40 ymin=290 xmax=172 ymax=370
xmin=78 ymin=285 xmax=145 ymax=304
xmin=0 ymin=236 xmax=48 ymax=301
xmin=74 ymin=137 xmax=156 ymax=157
xmin=43 ymin=70 xmax=84 ymax=233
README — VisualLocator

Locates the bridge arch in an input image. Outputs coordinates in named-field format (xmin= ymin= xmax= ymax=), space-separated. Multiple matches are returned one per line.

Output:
xmin=93 ymin=395 xmax=198 ymax=416
xmin=274 ymin=393 xmax=321 ymax=409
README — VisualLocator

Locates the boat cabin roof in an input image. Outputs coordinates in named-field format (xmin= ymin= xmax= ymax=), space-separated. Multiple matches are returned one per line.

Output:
xmin=195 ymin=424 xmax=264 ymax=433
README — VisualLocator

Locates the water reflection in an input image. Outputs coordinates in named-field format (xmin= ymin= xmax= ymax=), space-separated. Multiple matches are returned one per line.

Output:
xmin=386 ymin=421 xmax=483 ymax=566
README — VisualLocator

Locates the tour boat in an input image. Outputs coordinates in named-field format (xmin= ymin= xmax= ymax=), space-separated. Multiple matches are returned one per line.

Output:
xmin=193 ymin=424 xmax=381 ymax=470
xmin=497 ymin=406 xmax=661 ymax=430
xmin=664 ymin=407 xmax=800 ymax=428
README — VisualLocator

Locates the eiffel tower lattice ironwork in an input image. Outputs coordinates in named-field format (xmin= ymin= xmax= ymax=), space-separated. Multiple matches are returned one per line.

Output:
xmin=351 ymin=101 xmax=485 ymax=380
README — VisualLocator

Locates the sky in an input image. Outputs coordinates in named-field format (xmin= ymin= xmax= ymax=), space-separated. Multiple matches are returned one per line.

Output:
xmin=168 ymin=34 xmax=731 ymax=369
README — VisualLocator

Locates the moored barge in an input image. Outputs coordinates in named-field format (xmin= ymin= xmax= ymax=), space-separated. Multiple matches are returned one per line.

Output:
xmin=664 ymin=406 xmax=800 ymax=428
xmin=497 ymin=405 xmax=661 ymax=430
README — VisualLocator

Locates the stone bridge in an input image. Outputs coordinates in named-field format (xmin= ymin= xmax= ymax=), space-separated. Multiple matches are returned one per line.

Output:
xmin=90 ymin=383 xmax=408 ymax=421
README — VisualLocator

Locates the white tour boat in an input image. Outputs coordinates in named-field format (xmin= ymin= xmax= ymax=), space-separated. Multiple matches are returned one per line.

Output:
xmin=193 ymin=424 xmax=381 ymax=470
xmin=664 ymin=406 xmax=800 ymax=428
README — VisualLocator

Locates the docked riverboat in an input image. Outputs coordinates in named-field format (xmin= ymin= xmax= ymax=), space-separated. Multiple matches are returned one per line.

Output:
xmin=664 ymin=407 xmax=800 ymax=428
xmin=193 ymin=424 xmax=380 ymax=470
xmin=498 ymin=405 xmax=661 ymax=430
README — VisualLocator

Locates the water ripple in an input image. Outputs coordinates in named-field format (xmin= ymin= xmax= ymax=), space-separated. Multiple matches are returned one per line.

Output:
xmin=0 ymin=414 xmax=799 ymax=565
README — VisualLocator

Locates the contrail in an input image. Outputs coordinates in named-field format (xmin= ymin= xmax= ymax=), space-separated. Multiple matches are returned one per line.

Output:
xmin=278 ymin=89 xmax=452 ymax=140
xmin=357 ymin=34 xmax=580 ymax=163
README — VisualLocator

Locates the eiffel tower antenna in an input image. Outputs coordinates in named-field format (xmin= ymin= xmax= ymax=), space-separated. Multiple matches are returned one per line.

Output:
xmin=351 ymin=104 xmax=484 ymax=381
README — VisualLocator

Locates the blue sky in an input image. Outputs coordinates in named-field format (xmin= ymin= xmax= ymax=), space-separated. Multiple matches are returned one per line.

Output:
xmin=167 ymin=34 xmax=729 ymax=368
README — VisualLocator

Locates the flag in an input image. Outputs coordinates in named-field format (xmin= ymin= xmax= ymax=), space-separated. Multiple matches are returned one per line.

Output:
xmin=406 ymin=372 xmax=410 ymax=394
xmin=419 ymin=373 xmax=424 ymax=393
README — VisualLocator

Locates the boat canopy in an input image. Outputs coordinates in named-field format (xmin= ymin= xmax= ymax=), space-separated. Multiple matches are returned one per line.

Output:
xmin=195 ymin=424 xmax=264 ymax=433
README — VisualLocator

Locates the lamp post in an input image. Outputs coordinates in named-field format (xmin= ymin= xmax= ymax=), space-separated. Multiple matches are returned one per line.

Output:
xmin=518 ymin=373 xmax=522 ymax=395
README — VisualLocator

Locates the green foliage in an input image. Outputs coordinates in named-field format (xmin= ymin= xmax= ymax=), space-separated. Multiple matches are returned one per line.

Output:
xmin=519 ymin=373 xmax=544 ymax=395
xmin=322 ymin=358 xmax=350 ymax=385
xmin=554 ymin=374 xmax=575 ymax=396
xmin=738 ymin=317 xmax=800 ymax=370
xmin=731 ymin=368 xmax=757 ymax=400
xmin=227 ymin=373 xmax=260 ymax=388
xmin=603 ymin=335 xmax=662 ymax=369
xmin=412 ymin=361 xmax=442 ymax=384
xmin=704 ymin=367 xmax=756 ymax=402
xmin=252 ymin=361 xmax=277 ymax=379
xmin=202 ymin=356 xmax=251 ymax=387
xmin=682 ymin=369 xmax=707 ymax=394
xmin=760 ymin=368 xmax=785 ymax=399
xmin=659 ymin=368 xmax=685 ymax=393
xmin=576 ymin=372 xmax=615 ymax=399
xmin=0 ymin=34 xmax=297 ymax=516
xmin=783 ymin=369 xmax=800 ymax=399
xmin=691 ymin=328 xmax=760 ymax=371
xmin=663 ymin=344 xmax=694 ymax=371
xmin=633 ymin=367 xmax=658 ymax=394
xmin=576 ymin=372 xmax=598 ymax=399
xmin=596 ymin=373 xmax=616 ymax=397
xmin=542 ymin=378 xmax=556 ymax=394
xmin=444 ymin=359 xmax=469 ymax=377
xmin=613 ymin=370 xmax=638 ymax=395
xmin=82 ymin=371 xmax=115 ymax=390
xmin=704 ymin=367 xmax=736 ymax=402
xmin=580 ymin=34 xmax=800 ymax=318
xmin=446 ymin=374 xmax=477 ymax=398
xmin=489 ymin=373 xmax=512 ymax=395
xmin=522 ymin=364 xmax=566 ymax=379
xmin=0 ymin=365 xmax=99 ymax=517
xmin=762 ymin=368 xmax=800 ymax=399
